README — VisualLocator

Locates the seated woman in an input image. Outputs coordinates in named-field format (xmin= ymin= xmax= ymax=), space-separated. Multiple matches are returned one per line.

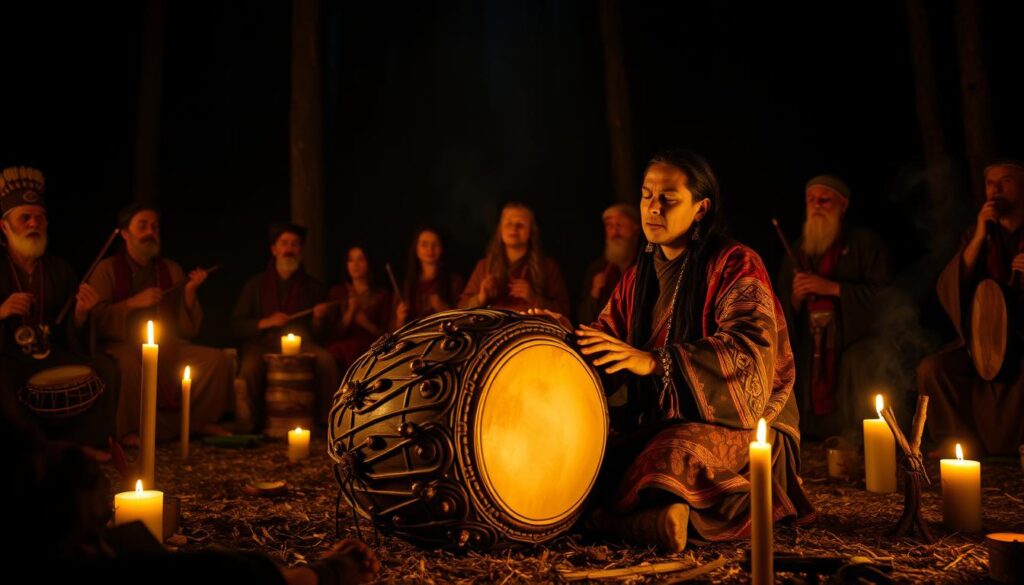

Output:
xmin=326 ymin=246 xmax=391 ymax=375
xmin=533 ymin=149 xmax=814 ymax=552
xmin=393 ymin=227 xmax=465 ymax=329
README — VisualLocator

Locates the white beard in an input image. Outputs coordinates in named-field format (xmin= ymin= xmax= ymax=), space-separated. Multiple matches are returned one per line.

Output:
xmin=801 ymin=212 xmax=841 ymax=257
xmin=604 ymin=235 xmax=638 ymax=268
xmin=6 ymin=230 xmax=47 ymax=259
xmin=276 ymin=256 xmax=300 ymax=276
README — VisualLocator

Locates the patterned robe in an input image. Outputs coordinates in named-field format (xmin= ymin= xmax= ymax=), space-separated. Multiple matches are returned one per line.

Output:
xmin=592 ymin=242 xmax=815 ymax=541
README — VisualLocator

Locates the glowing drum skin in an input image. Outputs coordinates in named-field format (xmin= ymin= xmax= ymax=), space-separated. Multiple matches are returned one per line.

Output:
xmin=328 ymin=309 xmax=608 ymax=550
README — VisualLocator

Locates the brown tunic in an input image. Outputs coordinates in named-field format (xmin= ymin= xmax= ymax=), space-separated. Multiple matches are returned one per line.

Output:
xmin=459 ymin=256 xmax=570 ymax=315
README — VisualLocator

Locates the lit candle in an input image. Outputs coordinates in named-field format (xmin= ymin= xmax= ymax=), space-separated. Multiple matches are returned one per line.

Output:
xmin=749 ymin=418 xmax=773 ymax=585
xmin=114 ymin=479 xmax=164 ymax=540
xmin=941 ymin=443 xmax=982 ymax=532
xmin=181 ymin=366 xmax=191 ymax=459
xmin=141 ymin=320 xmax=158 ymax=488
xmin=288 ymin=426 xmax=311 ymax=462
xmin=863 ymin=394 xmax=896 ymax=493
xmin=281 ymin=333 xmax=302 ymax=356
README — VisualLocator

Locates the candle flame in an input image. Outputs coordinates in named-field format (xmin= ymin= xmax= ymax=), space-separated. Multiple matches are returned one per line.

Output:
xmin=756 ymin=418 xmax=767 ymax=443
xmin=287 ymin=333 xmax=295 ymax=341
xmin=183 ymin=366 xmax=191 ymax=382
xmin=147 ymin=320 xmax=154 ymax=345
xmin=135 ymin=479 xmax=143 ymax=493
xmin=875 ymin=394 xmax=884 ymax=418
xmin=294 ymin=426 xmax=304 ymax=433
xmin=956 ymin=443 xmax=964 ymax=461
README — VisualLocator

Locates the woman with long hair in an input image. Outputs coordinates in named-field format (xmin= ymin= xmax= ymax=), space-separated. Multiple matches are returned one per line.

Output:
xmin=326 ymin=246 xmax=391 ymax=374
xmin=459 ymin=202 xmax=569 ymax=314
xmin=533 ymin=149 xmax=814 ymax=552
xmin=393 ymin=228 xmax=465 ymax=329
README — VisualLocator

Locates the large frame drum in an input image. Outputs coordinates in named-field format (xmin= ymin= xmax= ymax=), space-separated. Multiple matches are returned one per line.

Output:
xmin=328 ymin=309 xmax=608 ymax=550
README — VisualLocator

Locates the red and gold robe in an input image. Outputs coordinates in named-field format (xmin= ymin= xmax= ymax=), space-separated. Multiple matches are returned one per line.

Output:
xmin=592 ymin=242 xmax=815 ymax=541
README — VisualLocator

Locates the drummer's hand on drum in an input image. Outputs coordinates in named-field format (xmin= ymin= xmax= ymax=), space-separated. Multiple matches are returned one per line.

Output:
xmin=126 ymin=287 xmax=162 ymax=309
xmin=0 ymin=292 xmax=33 ymax=320
xmin=576 ymin=324 xmax=660 ymax=376
xmin=525 ymin=308 xmax=572 ymax=332
xmin=259 ymin=312 xmax=289 ymax=330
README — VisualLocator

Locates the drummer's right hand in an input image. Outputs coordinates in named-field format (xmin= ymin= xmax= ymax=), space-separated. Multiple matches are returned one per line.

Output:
xmin=974 ymin=201 xmax=1001 ymax=242
xmin=0 ymin=292 xmax=33 ymax=319
xmin=126 ymin=287 xmax=162 ymax=309
xmin=259 ymin=312 xmax=289 ymax=330
xmin=525 ymin=308 xmax=572 ymax=332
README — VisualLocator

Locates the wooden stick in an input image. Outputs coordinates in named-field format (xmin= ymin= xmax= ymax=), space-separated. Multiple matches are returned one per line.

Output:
xmin=384 ymin=263 xmax=403 ymax=304
xmin=880 ymin=406 xmax=913 ymax=457
xmin=909 ymin=395 xmax=930 ymax=455
xmin=561 ymin=556 xmax=726 ymax=582
xmin=55 ymin=228 xmax=120 ymax=324
xmin=771 ymin=218 xmax=806 ymax=272
xmin=285 ymin=299 xmax=341 ymax=321
xmin=160 ymin=264 xmax=223 ymax=296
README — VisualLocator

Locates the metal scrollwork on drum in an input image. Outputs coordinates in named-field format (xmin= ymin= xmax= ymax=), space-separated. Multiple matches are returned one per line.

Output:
xmin=328 ymin=308 xmax=607 ymax=551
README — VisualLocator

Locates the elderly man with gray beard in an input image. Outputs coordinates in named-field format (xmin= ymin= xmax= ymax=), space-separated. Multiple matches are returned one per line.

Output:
xmin=89 ymin=204 xmax=233 ymax=446
xmin=775 ymin=175 xmax=891 ymax=441
xmin=576 ymin=203 xmax=641 ymax=325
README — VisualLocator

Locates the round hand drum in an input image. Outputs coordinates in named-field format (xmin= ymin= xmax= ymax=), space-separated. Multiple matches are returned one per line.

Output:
xmin=328 ymin=309 xmax=608 ymax=550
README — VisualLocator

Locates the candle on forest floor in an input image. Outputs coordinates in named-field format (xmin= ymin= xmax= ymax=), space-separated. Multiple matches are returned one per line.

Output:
xmin=749 ymin=418 xmax=773 ymax=585
xmin=288 ymin=426 xmax=311 ymax=462
xmin=181 ymin=366 xmax=191 ymax=459
xmin=141 ymin=320 xmax=158 ymax=488
xmin=281 ymin=333 xmax=301 ymax=356
xmin=941 ymin=443 xmax=982 ymax=532
xmin=863 ymin=394 xmax=896 ymax=493
xmin=114 ymin=479 xmax=164 ymax=541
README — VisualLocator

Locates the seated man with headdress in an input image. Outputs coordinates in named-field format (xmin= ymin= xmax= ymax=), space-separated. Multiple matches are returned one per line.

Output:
xmin=533 ymin=150 xmax=814 ymax=552
xmin=775 ymin=175 xmax=891 ymax=440
xmin=459 ymin=202 xmax=569 ymax=315
xmin=0 ymin=166 xmax=118 ymax=454
xmin=88 ymin=204 xmax=232 ymax=445
xmin=232 ymin=223 xmax=338 ymax=430
xmin=918 ymin=158 xmax=1024 ymax=457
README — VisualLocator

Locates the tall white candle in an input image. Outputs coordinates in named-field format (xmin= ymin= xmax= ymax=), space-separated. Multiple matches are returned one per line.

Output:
xmin=288 ymin=426 xmax=311 ymax=462
xmin=749 ymin=418 xmax=773 ymax=585
xmin=941 ymin=443 xmax=982 ymax=532
xmin=114 ymin=479 xmax=163 ymax=540
xmin=281 ymin=333 xmax=301 ymax=355
xmin=863 ymin=394 xmax=896 ymax=493
xmin=141 ymin=320 xmax=158 ymax=489
xmin=181 ymin=366 xmax=191 ymax=459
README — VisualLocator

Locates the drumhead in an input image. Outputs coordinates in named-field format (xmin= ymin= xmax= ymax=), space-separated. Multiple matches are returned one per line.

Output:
xmin=28 ymin=365 xmax=94 ymax=386
xmin=970 ymin=279 xmax=1008 ymax=381
xmin=474 ymin=338 xmax=607 ymax=526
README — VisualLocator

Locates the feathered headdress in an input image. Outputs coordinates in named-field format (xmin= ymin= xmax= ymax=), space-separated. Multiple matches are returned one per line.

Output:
xmin=0 ymin=166 xmax=46 ymax=216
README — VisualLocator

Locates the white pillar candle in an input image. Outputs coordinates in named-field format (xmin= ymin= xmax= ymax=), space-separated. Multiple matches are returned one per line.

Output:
xmin=941 ymin=443 xmax=982 ymax=532
xmin=114 ymin=479 xmax=164 ymax=540
xmin=141 ymin=320 xmax=158 ymax=489
xmin=288 ymin=426 xmax=311 ymax=462
xmin=180 ymin=366 xmax=191 ymax=459
xmin=749 ymin=418 xmax=773 ymax=585
xmin=281 ymin=333 xmax=302 ymax=356
xmin=863 ymin=394 xmax=897 ymax=493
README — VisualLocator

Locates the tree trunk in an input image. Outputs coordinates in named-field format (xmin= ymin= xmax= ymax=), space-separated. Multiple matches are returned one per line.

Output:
xmin=905 ymin=0 xmax=955 ymax=209
xmin=134 ymin=0 xmax=165 ymax=206
xmin=599 ymin=0 xmax=635 ymax=204
xmin=290 ymin=0 xmax=326 ymax=280
xmin=954 ymin=0 xmax=993 ymax=202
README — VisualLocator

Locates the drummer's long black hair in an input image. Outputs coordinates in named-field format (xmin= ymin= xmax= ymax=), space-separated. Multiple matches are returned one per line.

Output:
xmin=628 ymin=149 xmax=728 ymax=349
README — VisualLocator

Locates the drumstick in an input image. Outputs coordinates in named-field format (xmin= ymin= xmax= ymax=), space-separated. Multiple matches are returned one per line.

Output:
xmin=162 ymin=264 xmax=223 ymax=296
xmin=285 ymin=300 xmax=342 ymax=321
xmin=771 ymin=218 xmax=807 ymax=273
xmin=56 ymin=228 xmax=120 ymax=325
xmin=385 ymin=263 xmax=404 ymax=304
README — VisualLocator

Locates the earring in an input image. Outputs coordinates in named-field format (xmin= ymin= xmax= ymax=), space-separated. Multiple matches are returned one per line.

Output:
xmin=644 ymin=243 xmax=654 ymax=253
xmin=691 ymin=224 xmax=702 ymax=242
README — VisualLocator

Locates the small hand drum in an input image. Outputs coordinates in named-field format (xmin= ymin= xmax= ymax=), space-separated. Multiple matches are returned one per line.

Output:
xmin=20 ymin=364 xmax=105 ymax=418
xmin=328 ymin=309 xmax=608 ymax=550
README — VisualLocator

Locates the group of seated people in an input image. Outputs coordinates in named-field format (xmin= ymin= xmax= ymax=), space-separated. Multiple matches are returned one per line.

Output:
xmin=3 ymin=150 xmax=1022 ymax=553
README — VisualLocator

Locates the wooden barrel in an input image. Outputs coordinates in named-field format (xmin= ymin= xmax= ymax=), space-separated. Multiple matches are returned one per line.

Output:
xmin=264 ymin=353 xmax=316 ymax=438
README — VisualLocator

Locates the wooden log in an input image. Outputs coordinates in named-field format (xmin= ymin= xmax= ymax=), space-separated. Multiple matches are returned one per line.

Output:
xmin=561 ymin=556 xmax=726 ymax=581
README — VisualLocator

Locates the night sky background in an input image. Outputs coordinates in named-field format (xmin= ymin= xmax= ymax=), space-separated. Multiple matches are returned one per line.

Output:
xmin=2 ymin=0 xmax=1023 ymax=390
